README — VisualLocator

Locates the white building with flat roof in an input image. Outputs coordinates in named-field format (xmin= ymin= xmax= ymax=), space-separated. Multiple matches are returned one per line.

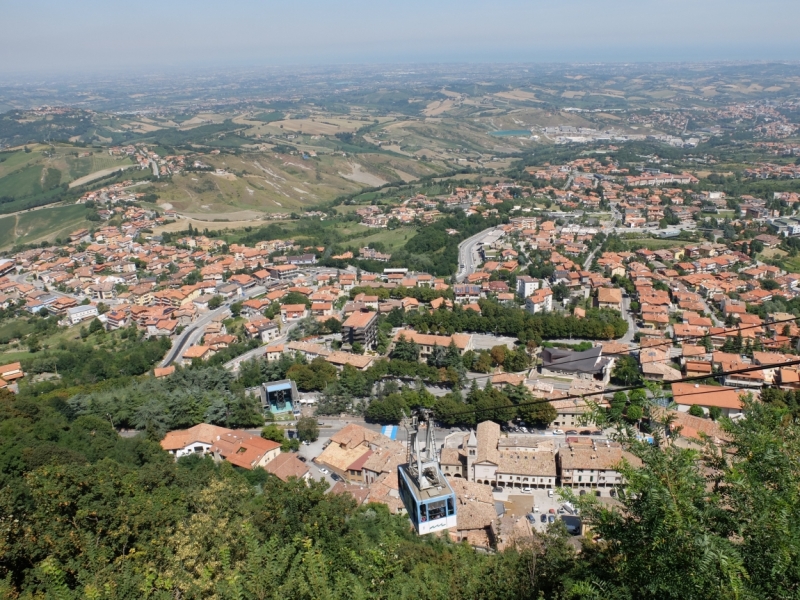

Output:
xmin=67 ymin=305 xmax=98 ymax=325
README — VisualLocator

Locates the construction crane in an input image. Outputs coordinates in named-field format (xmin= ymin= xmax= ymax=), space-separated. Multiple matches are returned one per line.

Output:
xmin=397 ymin=409 xmax=457 ymax=535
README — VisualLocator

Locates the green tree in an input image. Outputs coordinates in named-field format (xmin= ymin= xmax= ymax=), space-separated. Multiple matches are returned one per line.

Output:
xmin=611 ymin=355 xmax=641 ymax=386
xmin=88 ymin=318 xmax=104 ymax=334
xmin=296 ymin=416 xmax=319 ymax=442
xmin=518 ymin=399 xmax=558 ymax=428
xmin=281 ymin=437 xmax=301 ymax=452
xmin=625 ymin=404 xmax=643 ymax=423
xmin=688 ymin=404 xmax=705 ymax=417
xmin=261 ymin=423 xmax=285 ymax=443
xmin=391 ymin=334 xmax=420 ymax=362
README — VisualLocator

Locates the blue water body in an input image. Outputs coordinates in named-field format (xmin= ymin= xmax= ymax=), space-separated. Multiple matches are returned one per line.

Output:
xmin=490 ymin=130 xmax=531 ymax=137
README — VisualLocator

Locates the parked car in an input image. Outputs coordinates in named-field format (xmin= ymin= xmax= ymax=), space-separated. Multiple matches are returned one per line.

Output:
xmin=540 ymin=514 xmax=548 ymax=523
xmin=548 ymin=489 xmax=554 ymax=497
xmin=526 ymin=513 xmax=536 ymax=523
xmin=522 ymin=487 xmax=532 ymax=493
xmin=552 ymin=429 xmax=564 ymax=435
xmin=492 ymin=486 xmax=504 ymax=493
xmin=297 ymin=456 xmax=307 ymax=462
xmin=330 ymin=473 xmax=342 ymax=482
xmin=565 ymin=430 xmax=579 ymax=435
xmin=520 ymin=427 xmax=528 ymax=433
xmin=579 ymin=430 xmax=592 ymax=435
xmin=591 ymin=430 xmax=603 ymax=435
xmin=318 ymin=467 xmax=329 ymax=474
xmin=548 ymin=515 xmax=556 ymax=523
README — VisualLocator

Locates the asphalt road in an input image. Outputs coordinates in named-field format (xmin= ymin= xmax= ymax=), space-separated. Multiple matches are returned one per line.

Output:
xmin=160 ymin=285 xmax=266 ymax=367
xmin=456 ymin=227 xmax=504 ymax=282
xmin=224 ymin=321 xmax=299 ymax=372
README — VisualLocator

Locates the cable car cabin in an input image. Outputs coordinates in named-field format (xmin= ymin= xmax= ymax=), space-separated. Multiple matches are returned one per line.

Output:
xmin=398 ymin=463 xmax=457 ymax=535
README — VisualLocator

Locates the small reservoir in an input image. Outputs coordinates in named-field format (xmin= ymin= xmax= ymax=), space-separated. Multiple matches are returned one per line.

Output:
xmin=490 ymin=130 xmax=532 ymax=137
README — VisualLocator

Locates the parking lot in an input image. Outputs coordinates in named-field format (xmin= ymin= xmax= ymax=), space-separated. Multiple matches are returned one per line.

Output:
xmin=498 ymin=489 xmax=575 ymax=533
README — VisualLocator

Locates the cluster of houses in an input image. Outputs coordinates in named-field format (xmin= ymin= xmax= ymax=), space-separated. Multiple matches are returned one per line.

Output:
xmin=315 ymin=401 xmax=732 ymax=548
xmin=160 ymin=423 xmax=309 ymax=481
xmin=108 ymin=144 xmax=187 ymax=178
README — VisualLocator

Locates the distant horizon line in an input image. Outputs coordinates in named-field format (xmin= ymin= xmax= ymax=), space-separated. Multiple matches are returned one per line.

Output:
xmin=2 ymin=58 xmax=800 ymax=83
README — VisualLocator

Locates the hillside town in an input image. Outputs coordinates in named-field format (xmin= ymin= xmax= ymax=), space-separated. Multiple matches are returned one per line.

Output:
xmin=3 ymin=162 xmax=800 ymax=549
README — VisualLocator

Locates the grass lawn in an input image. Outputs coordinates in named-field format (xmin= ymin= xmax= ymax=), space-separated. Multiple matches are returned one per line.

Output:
xmin=0 ymin=164 xmax=43 ymax=199
xmin=10 ymin=204 xmax=95 ymax=248
xmin=0 ymin=319 xmax=35 ymax=344
xmin=0 ymin=318 xmax=121 ymax=364
xmin=0 ymin=149 xmax=43 ymax=179
xmin=780 ymin=255 xmax=800 ymax=273
xmin=623 ymin=237 xmax=693 ymax=250
xmin=759 ymin=247 xmax=787 ymax=260
xmin=66 ymin=155 xmax=134 ymax=180
xmin=0 ymin=215 xmax=16 ymax=246
xmin=354 ymin=226 xmax=416 ymax=251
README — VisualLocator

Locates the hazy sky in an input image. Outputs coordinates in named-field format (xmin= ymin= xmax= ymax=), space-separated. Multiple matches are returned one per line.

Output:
xmin=2 ymin=0 xmax=799 ymax=74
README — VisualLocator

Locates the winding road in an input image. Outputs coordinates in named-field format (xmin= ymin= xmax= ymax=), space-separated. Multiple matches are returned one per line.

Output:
xmin=456 ymin=227 xmax=505 ymax=282
xmin=160 ymin=285 xmax=267 ymax=367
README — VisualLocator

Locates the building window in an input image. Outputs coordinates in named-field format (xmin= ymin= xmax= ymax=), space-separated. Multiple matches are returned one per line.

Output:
xmin=578 ymin=476 xmax=582 ymax=482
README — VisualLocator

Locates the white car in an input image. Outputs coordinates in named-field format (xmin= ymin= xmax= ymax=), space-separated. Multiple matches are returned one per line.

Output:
xmin=552 ymin=429 xmax=565 ymax=435
xmin=318 ymin=467 xmax=329 ymax=474
xmin=522 ymin=487 xmax=532 ymax=493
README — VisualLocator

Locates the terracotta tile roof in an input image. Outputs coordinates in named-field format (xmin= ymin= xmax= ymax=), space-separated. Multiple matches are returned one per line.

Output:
xmin=497 ymin=451 xmax=556 ymax=476
xmin=447 ymin=478 xmax=497 ymax=532
xmin=597 ymin=287 xmax=622 ymax=304
xmin=491 ymin=372 xmax=526 ymax=386
xmin=393 ymin=329 xmax=472 ymax=350
xmin=326 ymin=351 xmax=374 ymax=370
xmin=183 ymin=345 xmax=211 ymax=359
xmin=476 ymin=421 xmax=500 ymax=464
xmin=160 ymin=423 xmax=234 ymax=451
xmin=342 ymin=310 xmax=377 ymax=329
xmin=211 ymin=434 xmax=280 ymax=470
xmin=440 ymin=447 xmax=466 ymax=467
xmin=346 ymin=449 xmax=374 ymax=472
xmin=153 ymin=365 xmax=175 ymax=378
xmin=330 ymin=482 xmax=371 ymax=506
xmin=671 ymin=382 xmax=743 ymax=410
xmin=652 ymin=407 xmax=731 ymax=445
xmin=264 ymin=452 xmax=309 ymax=481
xmin=559 ymin=445 xmax=640 ymax=470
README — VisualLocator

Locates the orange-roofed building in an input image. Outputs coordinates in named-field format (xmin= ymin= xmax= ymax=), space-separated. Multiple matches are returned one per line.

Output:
xmin=210 ymin=433 xmax=281 ymax=470
xmin=160 ymin=423 xmax=236 ymax=458
xmin=342 ymin=309 xmax=379 ymax=349
xmin=280 ymin=304 xmax=308 ymax=322
xmin=182 ymin=345 xmax=215 ymax=362
xmin=264 ymin=452 xmax=310 ymax=482
xmin=153 ymin=365 xmax=175 ymax=378
xmin=671 ymin=382 xmax=744 ymax=418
